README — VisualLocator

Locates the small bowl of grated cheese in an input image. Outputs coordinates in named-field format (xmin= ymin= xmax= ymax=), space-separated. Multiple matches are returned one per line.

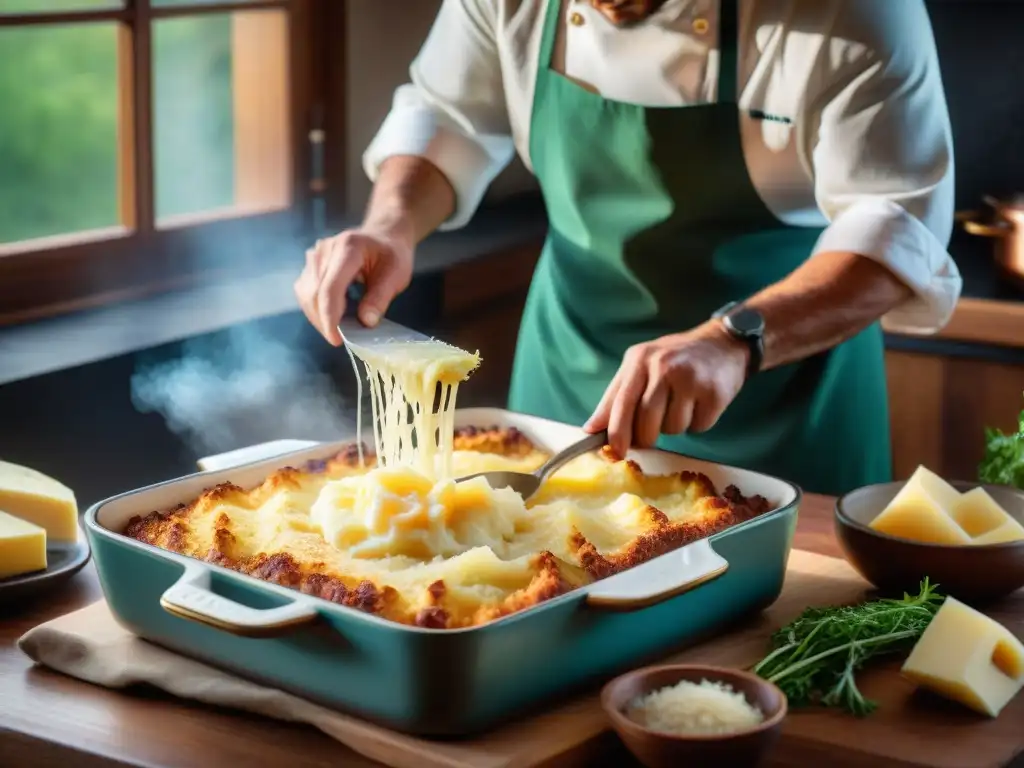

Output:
xmin=601 ymin=664 xmax=787 ymax=768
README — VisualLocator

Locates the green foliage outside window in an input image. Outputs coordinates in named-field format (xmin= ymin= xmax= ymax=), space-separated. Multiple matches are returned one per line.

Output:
xmin=0 ymin=0 xmax=234 ymax=244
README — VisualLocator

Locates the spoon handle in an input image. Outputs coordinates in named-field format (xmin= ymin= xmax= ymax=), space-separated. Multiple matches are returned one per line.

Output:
xmin=535 ymin=430 xmax=609 ymax=484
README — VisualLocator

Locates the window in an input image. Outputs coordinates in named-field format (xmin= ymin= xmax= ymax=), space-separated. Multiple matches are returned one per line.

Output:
xmin=0 ymin=0 xmax=334 ymax=323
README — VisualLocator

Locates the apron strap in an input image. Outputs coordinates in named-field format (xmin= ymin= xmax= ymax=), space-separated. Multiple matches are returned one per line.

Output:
xmin=717 ymin=0 xmax=739 ymax=104
xmin=539 ymin=0 xmax=562 ymax=69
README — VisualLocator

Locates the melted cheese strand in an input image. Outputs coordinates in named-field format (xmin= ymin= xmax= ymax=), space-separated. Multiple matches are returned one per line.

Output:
xmin=440 ymin=383 xmax=458 ymax=479
xmin=367 ymin=366 xmax=384 ymax=464
xmin=344 ymin=344 xmax=366 ymax=468
xmin=346 ymin=340 xmax=479 ymax=480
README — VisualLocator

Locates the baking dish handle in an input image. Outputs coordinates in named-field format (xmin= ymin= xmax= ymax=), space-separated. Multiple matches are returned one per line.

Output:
xmin=584 ymin=539 xmax=729 ymax=611
xmin=197 ymin=440 xmax=322 ymax=473
xmin=160 ymin=564 xmax=319 ymax=637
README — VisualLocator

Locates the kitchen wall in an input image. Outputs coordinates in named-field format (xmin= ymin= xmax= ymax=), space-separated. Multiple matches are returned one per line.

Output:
xmin=343 ymin=1 xmax=535 ymax=210
xmin=928 ymin=1 xmax=1024 ymax=211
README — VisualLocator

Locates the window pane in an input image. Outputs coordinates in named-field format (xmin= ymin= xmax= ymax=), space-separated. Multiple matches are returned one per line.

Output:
xmin=153 ymin=9 xmax=292 ymax=224
xmin=153 ymin=14 xmax=233 ymax=219
xmin=0 ymin=0 xmax=120 ymax=12
xmin=0 ymin=23 xmax=120 ymax=245
xmin=152 ymin=0 xmax=259 ymax=5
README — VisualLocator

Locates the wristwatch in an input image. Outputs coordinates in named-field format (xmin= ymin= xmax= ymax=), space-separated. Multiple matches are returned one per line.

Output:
xmin=712 ymin=301 xmax=765 ymax=380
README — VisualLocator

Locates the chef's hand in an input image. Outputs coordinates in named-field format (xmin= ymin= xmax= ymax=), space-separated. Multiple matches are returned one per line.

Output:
xmin=294 ymin=225 xmax=414 ymax=346
xmin=583 ymin=321 xmax=750 ymax=458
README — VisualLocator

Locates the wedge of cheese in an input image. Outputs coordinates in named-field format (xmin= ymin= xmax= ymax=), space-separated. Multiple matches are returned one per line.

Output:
xmin=0 ymin=511 xmax=47 ymax=579
xmin=951 ymin=487 xmax=1024 ymax=544
xmin=869 ymin=466 xmax=970 ymax=545
xmin=973 ymin=520 xmax=1024 ymax=545
xmin=902 ymin=597 xmax=1024 ymax=717
xmin=0 ymin=460 xmax=78 ymax=542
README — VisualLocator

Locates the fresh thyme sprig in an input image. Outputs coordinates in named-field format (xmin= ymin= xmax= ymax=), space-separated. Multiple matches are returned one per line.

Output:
xmin=752 ymin=579 xmax=944 ymax=716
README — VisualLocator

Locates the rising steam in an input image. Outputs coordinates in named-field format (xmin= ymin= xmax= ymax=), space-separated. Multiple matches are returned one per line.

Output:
xmin=131 ymin=322 xmax=363 ymax=458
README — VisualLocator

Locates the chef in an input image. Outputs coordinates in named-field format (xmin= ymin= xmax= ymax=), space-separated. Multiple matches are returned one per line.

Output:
xmin=295 ymin=0 xmax=962 ymax=496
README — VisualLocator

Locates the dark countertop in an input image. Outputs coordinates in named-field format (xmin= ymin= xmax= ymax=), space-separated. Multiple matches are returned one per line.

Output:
xmin=1 ymin=194 xmax=1021 ymax=386
xmin=884 ymin=332 xmax=1024 ymax=365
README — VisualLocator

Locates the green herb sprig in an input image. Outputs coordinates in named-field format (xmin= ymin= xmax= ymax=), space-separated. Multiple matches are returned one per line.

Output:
xmin=979 ymin=398 xmax=1024 ymax=488
xmin=751 ymin=579 xmax=944 ymax=716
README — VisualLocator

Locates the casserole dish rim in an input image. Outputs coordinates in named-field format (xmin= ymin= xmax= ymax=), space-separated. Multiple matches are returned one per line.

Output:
xmin=85 ymin=407 xmax=802 ymax=636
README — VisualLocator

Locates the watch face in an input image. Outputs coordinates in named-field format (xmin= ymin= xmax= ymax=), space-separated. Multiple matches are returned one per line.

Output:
xmin=725 ymin=307 xmax=765 ymax=336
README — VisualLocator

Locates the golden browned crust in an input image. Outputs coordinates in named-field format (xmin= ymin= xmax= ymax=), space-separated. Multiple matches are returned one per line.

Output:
xmin=123 ymin=426 xmax=772 ymax=629
xmin=560 ymin=455 xmax=771 ymax=580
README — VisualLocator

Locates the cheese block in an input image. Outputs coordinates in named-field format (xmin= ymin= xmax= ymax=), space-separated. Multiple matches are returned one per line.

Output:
xmin=0 ymin=511 xmax=47 ymax=579
xmin=0 ymin=460 xmax=78 ymax=542
xmin=902 ymin=596 xmax=1024 ymax=717
xmin=869 ymin=466 xmax=970 ymax=545
xmin=951 ymin=487 xmax=1024 ymax=543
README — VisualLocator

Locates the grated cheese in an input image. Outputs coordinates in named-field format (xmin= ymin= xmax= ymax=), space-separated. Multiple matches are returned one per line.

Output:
xmin=626 ymin=678 xmax=764 ymax=736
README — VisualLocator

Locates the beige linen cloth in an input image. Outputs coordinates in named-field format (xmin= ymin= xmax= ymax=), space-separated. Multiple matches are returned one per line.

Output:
xmin=17 ymin=600 xmax=525 ymax=768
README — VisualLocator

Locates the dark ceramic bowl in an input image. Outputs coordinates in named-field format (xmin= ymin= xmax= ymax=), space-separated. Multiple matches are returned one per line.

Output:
xmin=835 ymin=481 xmax=1024 ymax=603
xmin=601 ymin=664 xmax=787 ymax=768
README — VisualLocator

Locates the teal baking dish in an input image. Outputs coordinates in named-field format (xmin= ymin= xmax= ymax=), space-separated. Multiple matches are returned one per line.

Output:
xmin=84 ymin=407 xmax=801 ymax=737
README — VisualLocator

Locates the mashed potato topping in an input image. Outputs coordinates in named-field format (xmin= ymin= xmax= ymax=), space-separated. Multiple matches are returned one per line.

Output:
xmin=310 ymin=466 xmax=527 ymax=560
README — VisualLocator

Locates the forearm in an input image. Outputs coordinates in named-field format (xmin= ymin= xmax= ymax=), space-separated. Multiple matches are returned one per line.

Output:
xmin=742 ymin=251 xmax=914 ymax=370
xmin=362 ymin=155 xmax=456 ymax=246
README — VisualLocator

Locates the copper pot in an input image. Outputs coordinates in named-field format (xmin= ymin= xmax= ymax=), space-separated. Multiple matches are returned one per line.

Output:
xmin=957 ymin=194 xmax=1024 ymax=285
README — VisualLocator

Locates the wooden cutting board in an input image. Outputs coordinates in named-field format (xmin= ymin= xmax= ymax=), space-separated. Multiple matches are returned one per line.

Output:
xmin=341 ymin=550 xmax=1024 ymax=768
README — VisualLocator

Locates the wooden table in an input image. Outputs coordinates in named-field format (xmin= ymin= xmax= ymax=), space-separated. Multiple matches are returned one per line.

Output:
xmin=0 ymin=495 xmax=855 ymax=768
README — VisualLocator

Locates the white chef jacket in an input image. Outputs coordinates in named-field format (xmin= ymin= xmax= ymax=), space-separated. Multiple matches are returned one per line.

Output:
xmin=363 ymin=0 xmax=962 ymax=334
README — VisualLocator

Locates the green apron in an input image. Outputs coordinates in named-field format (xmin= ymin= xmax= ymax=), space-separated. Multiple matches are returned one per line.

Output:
xmin=508 ymin=0 xmax=892 ymax=496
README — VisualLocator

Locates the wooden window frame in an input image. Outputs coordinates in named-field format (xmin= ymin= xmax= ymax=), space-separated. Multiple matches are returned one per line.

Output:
xmin=0 ymin=0 xmax=343 ymax=326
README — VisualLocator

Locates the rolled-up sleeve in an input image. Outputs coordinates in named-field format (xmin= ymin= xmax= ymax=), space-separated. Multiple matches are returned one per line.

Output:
xmin=808 ymin=0 xmax=961 ymax=334
xmin=362 ymin=0 xmax=516 ymax=231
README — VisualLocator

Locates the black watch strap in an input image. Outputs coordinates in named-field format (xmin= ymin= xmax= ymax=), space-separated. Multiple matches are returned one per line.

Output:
xmin=739 ymin=329 xmax=765 ymax=380
xmin=712 ymin=301 xmax=765 ymax=380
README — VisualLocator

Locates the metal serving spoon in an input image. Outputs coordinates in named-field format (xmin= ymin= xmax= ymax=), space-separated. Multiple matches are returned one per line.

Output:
xmin=455 ymin=429 xmax=609 ymax=501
